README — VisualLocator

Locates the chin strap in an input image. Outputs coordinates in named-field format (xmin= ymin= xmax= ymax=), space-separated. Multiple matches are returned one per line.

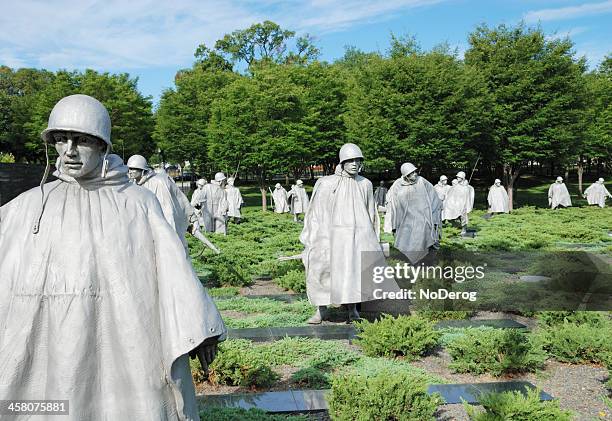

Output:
xmin=101 ymin=145 xmax=110 ymax=178
xmin=32 ymin=141 xmax=52 ymax=234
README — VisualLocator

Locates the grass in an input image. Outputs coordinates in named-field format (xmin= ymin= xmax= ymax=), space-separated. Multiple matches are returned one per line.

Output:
xmin=214 ymin=296 xmax=314 ymax=328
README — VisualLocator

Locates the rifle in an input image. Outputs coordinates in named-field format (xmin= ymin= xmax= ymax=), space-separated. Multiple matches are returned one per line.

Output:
xmin=233 ymin=160 xmax=241 ymax=180
xmin=468 ymin=154 xmax=481 ymax=184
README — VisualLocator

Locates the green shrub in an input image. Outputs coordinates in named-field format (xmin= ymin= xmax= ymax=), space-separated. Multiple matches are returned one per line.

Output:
xmin=536 ymin=321 xmax=611 ymax=364
xmin=464 ymin=388 xmax=574 ymax=420
xmin=290 ymin=367 xmax=330 ymax=389
xmin=446 ymin=328 xmax=546 ymax=376
xmin=208 ymin=340 xmax=279 ymax=388
xmin=535 ymin=311 xmax=609 ymax=328
xmin=327 ymin=367 xmax=442 ymax=421
xmin=208 ymin=286 xmax=240 ymax=297
xmin=353 ymin=314 xmax=440 ymax=360
xmin=199 ymin=407 xmax=308 ymax=421
xmin=275 ymin=269 xmax=306 ymax=292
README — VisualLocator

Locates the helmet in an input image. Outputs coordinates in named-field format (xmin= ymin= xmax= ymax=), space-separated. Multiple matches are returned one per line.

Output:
xmin=275 ymin=183 xmax=282 ymax=188
xmin=196 ymin=179 xmax=206 ymax=187
xmin=339 ymin=143 xmax=364 ymax=163
xmin=227 ymin=177 xmax=235 ymax=186
xmin=457 ymin=171 xmax=466 ymax=179
xmin=556 ymin=176 xmax=563 ymax=182
xmin=296 ymin=179 xmax=303 ymax=186
xmin=214 ymin=172 xmax=226 ymax=182
xmin=400 ymin=162 xmax=417 ymax=176
xmin=494 ymin=179 xmax=501 ymax=184
xmin=126 ymin=154 xmax=149 ymax=170
xmin=41 ymin=94 xmax=111 ymax=146
xmin=598 ymin=178 xmax=604 ymax=183
xmin=439 ymin=175 xmax=448 ymax=181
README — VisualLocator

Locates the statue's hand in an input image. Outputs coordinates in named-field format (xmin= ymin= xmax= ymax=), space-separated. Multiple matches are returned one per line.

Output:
xmin=190 ymin=335 xmax=221 ymax=377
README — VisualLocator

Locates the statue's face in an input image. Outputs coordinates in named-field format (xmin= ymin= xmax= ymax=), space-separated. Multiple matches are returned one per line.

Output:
xmin=457 ymin=176 xmax=465 ymax=183
xmin=220 ymin=179 xmax=227 ymax=187
xmin=128 ymin=168 xmax=144 ymax=182
xmin=343 ymin=158 xmax=362 ymax=176
xmin=441 ymin=179 xmax=447 ymax=185
xmin=404 ymin=171 xmax=418 ymax=183
xmin=495 ymin=181 xmax=501 ymax=186
xmin=53 ymin=131 xmax=105 ymax=178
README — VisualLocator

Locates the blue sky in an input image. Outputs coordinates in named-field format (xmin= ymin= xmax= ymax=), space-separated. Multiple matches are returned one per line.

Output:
xmin=1 ymin=0 xmax=610 ymax=106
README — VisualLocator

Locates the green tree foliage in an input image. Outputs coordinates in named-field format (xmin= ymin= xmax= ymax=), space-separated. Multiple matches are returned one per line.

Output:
xmin=344 ymin=44 xmax=492 ymax=177
xmin=153 ymin=63 xmax=237 ymax=173
xmin=465 ymin=24 xmax=587 ymax=207
xmin=0 ymin=67 xmax=154 ymax=162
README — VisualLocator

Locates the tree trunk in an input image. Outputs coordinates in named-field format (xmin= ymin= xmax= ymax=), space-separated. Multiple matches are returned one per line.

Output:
xmin=577 ymin=159 xmax=584 ymax=194
xmin=503 ymin=163 xmax=521 ymax=211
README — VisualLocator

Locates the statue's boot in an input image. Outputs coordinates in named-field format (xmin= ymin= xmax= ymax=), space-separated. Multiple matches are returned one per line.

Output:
xmin=307 ymin=306 xmax=326 ymax=324
xmin=347 ymin=304 xmax=361 ymax=322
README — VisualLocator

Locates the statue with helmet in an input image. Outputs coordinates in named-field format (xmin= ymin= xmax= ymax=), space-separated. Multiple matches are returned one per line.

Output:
xmin=287 ymin=179 xmax=310 ymax=222
xmin=126 ymin=154 xmax=219 ymax=254
xmin=433 ymin=175 xmax=451 ymax=203
xmin=225 ymin=176 xmax=244 ymax=223
xmin=201 ymin=172 xmax=229 ymax=234
xmin=299 ymin=143 xmax=390 ymax=324
xmin=442 ymin=170 xmax=475 ymax=235
xmin=487 ymin=179 xmax=510 ymax=214
xmin=0 ymin=94 xmax=225 ymax=420
xmin=548 ymin=176 xmax=572 ymax=209
xmin=583 ymin=178 xmax=612 ymax=208
xmin=385 ymin=163 xmax=442 ymax=264
xmin=191 ymin=178 xmax=208 ymax=209
xmin=272 ymin=183 xmax=290 ymax=213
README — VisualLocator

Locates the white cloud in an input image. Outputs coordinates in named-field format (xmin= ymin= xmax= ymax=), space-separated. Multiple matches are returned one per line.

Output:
xmin=0 ymin=0 xmax=446 ymax=71
xmin=545 ymin=26 xmax=589 ymax=41
xmin=524 ymin=1 xmax=612 ymax=23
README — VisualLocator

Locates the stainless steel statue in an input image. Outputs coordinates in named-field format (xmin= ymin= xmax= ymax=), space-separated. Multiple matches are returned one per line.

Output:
xmin=225 ymin=176 xmax=244 ymax=223
xmin=548 ymin=176 xmax=572 ymax=209
xmin=300 ymin=143 xmax=388 ymax=324
xmin=583 ymin=178 xmax=611 ymax=208
xmin=272 ymin=183 xmax=290 ymax=213
xmin=442 ymin=171 xmax=475 ymax=235
xmin=0 ymin=94 xmax=225 ymax=420
xmin=202 ymin=172 xmax=229 ymax=234
xmin=385 ymin=163 xmax=442 ymax=264
xmin=487 ymin=179 xmax=510 ymax=214
xmin=288 ymin=179 xmax=309 ymax=222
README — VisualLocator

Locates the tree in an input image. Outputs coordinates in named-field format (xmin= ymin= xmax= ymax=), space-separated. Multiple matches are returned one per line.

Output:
xmin=344 ymin=44 xmax=492 ymax=179
xmin=153 ymin=63 xmax=237 ymax=174
xmin=465 ymin=23 xmax=587 ymax=209
xmin=580 ymin=55 xmax=612 ymax=185
xmin=207 ymin=63 xmax=314 ymax=210
xmin=214 ymin=21 xmax=319 ymax=68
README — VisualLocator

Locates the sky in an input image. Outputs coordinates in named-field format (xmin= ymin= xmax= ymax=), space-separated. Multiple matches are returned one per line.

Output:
xmin=1 ymin=0 xmax=610 ymax=106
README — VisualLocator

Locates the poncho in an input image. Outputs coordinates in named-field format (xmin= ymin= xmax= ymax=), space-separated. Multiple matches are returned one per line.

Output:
xmin=386 ymin=176 xmax=442 ymax=264
xmin=433 ymin=182 xmax=451 ymax=202
xmin=299 ymin=166 xmax=387 ymax=306
xmin=584 ymin=182 xmax=611 ymax=208
xmin=202 ymin=181 xmax=228 ymax=234
xmin=191 ymin=186 xmax=207 ymax=208
xmin=138 ymin=170 xmax=195 ymax=249
xmin=0 ymin=155 xmax=226 ymax=420
xmin=373 ymin=186 xmax=388 ymax=207
xmin=272 ymin=187 xmax=290 ymax=213
xmin=548 ymin=183 xmax=572 ymax=208
xmin=288 ymin=186 xmax=309 ymax=214
xmin=225 ymin=185 xmax=244 ymax=218
xmin=487 ymin=185 xmax=509 ymax=213
xmin=442 ymin=180 xmax=475 ymax=221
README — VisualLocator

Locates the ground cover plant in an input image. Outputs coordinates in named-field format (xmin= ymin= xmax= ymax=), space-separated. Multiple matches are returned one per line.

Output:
xmin=446 ymin=328 xmax=547 ymax=376
xmin=463 ymin=388 xmax=574 ymax=421
xmin=327 ymin=360 xmax=443 ymax=421
xmin=353 ymin=314 xmax=440 ymax=360
xmin=214 ymin=296 xmax=314 ymax=328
